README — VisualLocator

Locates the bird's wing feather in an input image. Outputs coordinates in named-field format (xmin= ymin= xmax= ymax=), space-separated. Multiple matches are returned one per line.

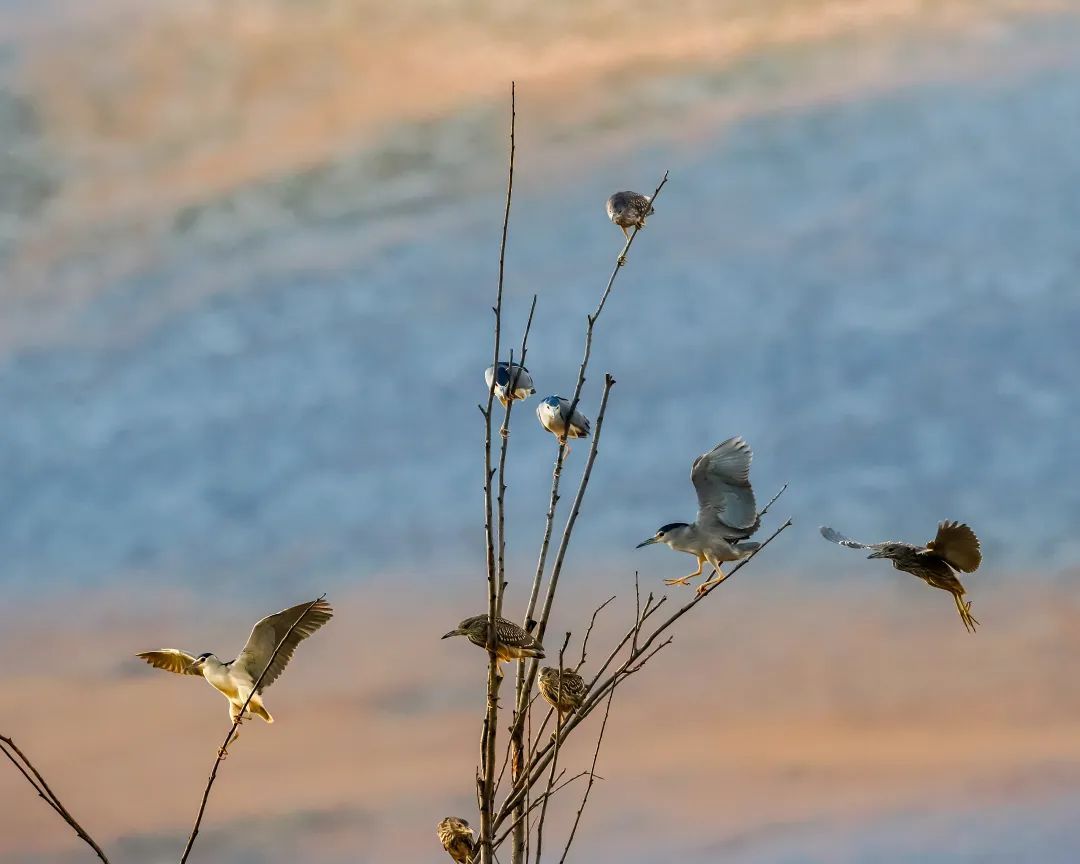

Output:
xmin=136 ymin=649 xmax=201 ymax=676
xmin=819 ymin=526 xmax=884 ymax=550
xmin=925 ymin=520 xmax=981 ymax=573
xmin=691 ymin=437 xmax=757 ymax=530
xmin=234 ymin=599 xmax=333 ymax=691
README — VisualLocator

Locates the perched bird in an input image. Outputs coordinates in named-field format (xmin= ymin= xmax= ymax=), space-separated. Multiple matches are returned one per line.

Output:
xmin=606 ymin=191 xmax=655 ymax=241
xmin=485 ymin=362 xmax=535 ymax=407
xmin=536 ymin=395 xmax=590 ymax=449
xmin=819 ymin=521 xmax=982 ymax=633
xmin=538 ymin=666 xmax=587 ymax=726
xmin=437 ymin=816 xmax=476 ymax=864
xmin=637 ymin=436 xmax=761 ymax=594
xmin=442 ymin=614 xmax=545 ymax=666
xmin=136 ymin=598 xmax=333 ymax=753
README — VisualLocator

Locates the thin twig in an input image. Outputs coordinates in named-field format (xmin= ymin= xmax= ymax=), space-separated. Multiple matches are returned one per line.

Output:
xmin=0 ymin=736 xmax=112 ymax=863
xmin=557 ymin=687 xmax=617 ymax=864
xmin=178 ymin=595 xmax=326 ymax=864
xmin=497 ymin=296 xmax=538 ymax=620
xmin=533 ymin=634 xmax=570 ymax=864
xmin=574 ymin=595 xmax=616 ymax=672
xmin=480 ymin=81 xmax=516 ymax=864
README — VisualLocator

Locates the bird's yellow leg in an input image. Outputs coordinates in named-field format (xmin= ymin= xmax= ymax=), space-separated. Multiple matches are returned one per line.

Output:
xmin=696 ymin=565 xmax=728 ymax=595
xmin=664 ymin=555 xmax=705 ymax=586
xmin=954 ymin=594 xmax=979 ymax=633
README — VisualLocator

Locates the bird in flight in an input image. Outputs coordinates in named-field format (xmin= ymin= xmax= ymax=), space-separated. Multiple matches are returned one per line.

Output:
xmin=136 ymin=598 xmax=333 ymax=753
xmin=637 ymin=436 xmax=761 ymax=594
xmin=437 ymin=816 xmax=475 ymax=864
xmin=819 ymin=521 xmax=982 ymax=633
xmin=485 ymin=362 xmax=535 ymax=407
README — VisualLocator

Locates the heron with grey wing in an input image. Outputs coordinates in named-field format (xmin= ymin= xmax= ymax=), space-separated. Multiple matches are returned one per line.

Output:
xmin=637 ymin=436 xmax=762 ymax=594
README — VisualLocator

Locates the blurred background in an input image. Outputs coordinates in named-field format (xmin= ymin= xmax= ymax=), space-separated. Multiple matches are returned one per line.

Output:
xmin=1 ymin=1 xmax=1079 ymax=861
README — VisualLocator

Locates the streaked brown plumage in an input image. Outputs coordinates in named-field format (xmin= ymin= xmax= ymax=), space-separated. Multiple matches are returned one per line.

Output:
xmin=538 ymin=666 xmax=587 ymax=724
xmin=437 ymin=816 xmax=475 ymax=864
xmin=820 ymin=520 xmax=982 ymax=633
xmin=441 ymin=614 xmax=546 ymax=663
xmin=606 ymin=190 xmax=655 ymax=240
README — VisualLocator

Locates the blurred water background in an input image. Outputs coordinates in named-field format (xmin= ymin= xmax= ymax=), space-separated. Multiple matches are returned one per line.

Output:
xmin=1 ymin=2 xmax=1078 ymax=862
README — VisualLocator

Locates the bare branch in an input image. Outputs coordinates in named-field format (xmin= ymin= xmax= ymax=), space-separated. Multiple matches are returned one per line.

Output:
xmin=496 ymin=296 xmax=538 ymax=620
xmin=179 ymin=595 xmax=327 ymax=864
xmin=532 ymin=634 xmax=570 ymax=864
xmin=0 ymin=736 xmax=112 ymax=864
xmin=494 ymin=518 xmax=792 ymax=828
xmin=480 ymin=81 xmax=517 ymax=864
xmin=575 ymin=595 xmax=616 ymax=672
xmin=557 ymin=687 xmax=617 ymax=864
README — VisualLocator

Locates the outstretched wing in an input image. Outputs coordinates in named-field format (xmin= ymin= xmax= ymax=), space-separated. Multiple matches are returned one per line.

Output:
xmin=234 ymin=598 xmax=334 ymax=692
xmin=925 ymin=520 xmax=981 ymax=573
xmin=819 ymin=526 xmax=883 ymax=551
xmin=691 ymin=437 xmax=757 ymax=530
xmin=136 ymin=649 xmax=201 ymax=675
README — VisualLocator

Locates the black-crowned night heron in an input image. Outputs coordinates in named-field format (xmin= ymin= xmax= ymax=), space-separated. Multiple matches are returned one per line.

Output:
xmin=437 ymin=816 xmax=475 ymax=864
xmin=606 ymin=190 xmax=655 ymax=241
xmin=637 ymin=436 xmax=761 ymax=594
xmin=136 ymin=598 xmax=333 ymax=753
xmin=442 ymin=614 xmax=545 ymax=667
xmin=485 ymin=362 xmax=535 ymax=407
xmin=536 ymin=395 xmax=590 ymax=450
xmin=537 ymin=666 xmax=587 ymax=726
xmin=820 ymin=521 xmax=982 ymax=633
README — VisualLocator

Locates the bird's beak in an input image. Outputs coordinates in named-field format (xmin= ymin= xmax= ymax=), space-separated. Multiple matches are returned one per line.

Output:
xmin=866 ymin=551 xmax=884 ymax=559
xmin=441 ymin=629 xmax=460 ymax=640
xmin=185 ymin=661 xmax=200 ymax=672
xmin=636 ymin=536 xmax=658 ymax=548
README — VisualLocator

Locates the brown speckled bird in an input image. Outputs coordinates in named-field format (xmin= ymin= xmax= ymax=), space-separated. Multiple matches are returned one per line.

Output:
xmin=820 ymin=520 xmax=982 ymax=633
xmin=606 ymin=190 xmax=655 ymax=240
xmin=538 ymin=666 xmax=587 ymax=725
xmin=442 ymin=615 xmax=546 ymax=664
xmin=437 ymin=816 xmax=475 ymax=864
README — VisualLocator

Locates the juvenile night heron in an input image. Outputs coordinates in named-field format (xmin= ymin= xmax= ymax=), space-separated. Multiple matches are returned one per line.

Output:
xmin=606 ymin=190 xmax=655 ymax=241
xmin=136 ymin=598 xmax=333 ymax=753
xmin=637 ymin=436 xmax=761 ymax=594
xmin=485 ymin=361 xmax=535 ymax=407
xmin=820 ymin=521 xmax=982 ymax=633
xmin=437 ymin=816 xmax=475 ymax=864
xmin=442 ymin=614 xmax=545 ymax=666
xmin=538 ymin=666 xmax=587 ymax=726
xmin=536 ymin=395 xmax=590 ymax=449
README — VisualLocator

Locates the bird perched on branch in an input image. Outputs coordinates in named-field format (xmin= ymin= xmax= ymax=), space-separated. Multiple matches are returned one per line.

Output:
xmin=606 ymin=191 xmax=655 ymax=241
xmin=819 ymin=521 xmax=982 ymax=633
xmin=637 ymin=436 xmax=761 ymax=594
xmin=442 ymin=614 xmax=545 ymax=665
xmin=437 ymin=816 xmax=475 ymax=864
xmin=536 ymin=395 xmax=590 ymax=449
xmin=136 ymin=598 xmax=333 ymax=753
xmin=538 ymin=666 xmax=587 ymax=726
xmin=485 ymin=362 xmax=535 ymax=407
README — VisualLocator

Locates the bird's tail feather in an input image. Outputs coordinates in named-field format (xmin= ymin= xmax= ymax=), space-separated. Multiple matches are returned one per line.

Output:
xmin=250 ymin=702 xmax=274 ymax=723
xmin=734 ymin=542 xmax=760 ymax=557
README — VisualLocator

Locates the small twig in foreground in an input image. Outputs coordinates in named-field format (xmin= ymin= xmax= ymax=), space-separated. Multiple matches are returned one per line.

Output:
xmin=0 ymin=735 xmax=111 ymax=864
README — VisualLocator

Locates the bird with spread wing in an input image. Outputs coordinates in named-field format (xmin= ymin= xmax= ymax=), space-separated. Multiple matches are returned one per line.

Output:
xmin=136 ymin=598 xmax=333 ymax=753
xmin=637 ymin=436 xmax=761 ymax=594
xmin=820 ymin=521 xmax=982 ymax=633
